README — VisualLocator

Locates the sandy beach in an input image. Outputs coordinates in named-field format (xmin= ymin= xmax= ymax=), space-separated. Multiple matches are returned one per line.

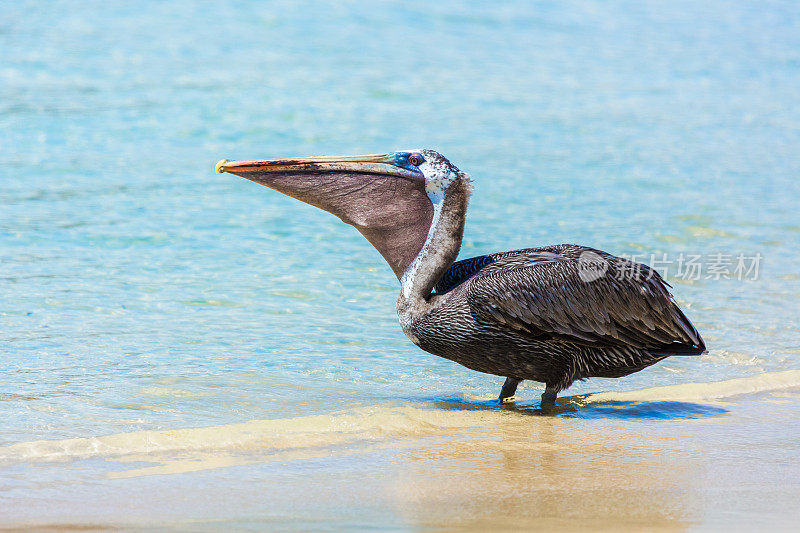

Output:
xmin=3 ymin=372 xmax=800 ymax=530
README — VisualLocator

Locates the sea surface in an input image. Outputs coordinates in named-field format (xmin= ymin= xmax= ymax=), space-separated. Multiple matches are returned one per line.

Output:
xmin=2 ymin=0 xmax=800 ymax=530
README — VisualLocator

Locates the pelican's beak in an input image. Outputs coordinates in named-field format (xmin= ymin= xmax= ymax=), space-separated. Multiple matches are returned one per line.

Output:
xmin=215 ymin=154 xmax=421 ymax=181
xmin=214 ymin=152 xmax=432 ymax=279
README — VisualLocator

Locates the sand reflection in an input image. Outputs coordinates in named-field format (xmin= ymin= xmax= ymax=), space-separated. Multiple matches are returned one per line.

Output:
xmin=390 ymin=413 xmax=699 ymax=531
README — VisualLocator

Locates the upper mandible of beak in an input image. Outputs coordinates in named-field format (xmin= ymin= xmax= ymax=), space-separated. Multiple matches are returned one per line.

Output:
xmin=214 ymin=154 xmax=421 ymax=180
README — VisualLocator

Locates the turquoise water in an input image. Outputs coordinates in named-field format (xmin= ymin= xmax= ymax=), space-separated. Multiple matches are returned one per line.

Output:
xmin=2 ymin=0 xmax=800 ymax=528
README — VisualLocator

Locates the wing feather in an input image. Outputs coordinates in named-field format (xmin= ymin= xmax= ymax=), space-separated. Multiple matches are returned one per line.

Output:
xmin=466 ymin=248 xmax=704 ymax=353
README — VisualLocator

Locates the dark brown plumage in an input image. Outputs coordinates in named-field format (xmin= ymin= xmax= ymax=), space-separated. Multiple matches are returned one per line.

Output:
xmin=418 ymin=244 xmax=705 ymax=399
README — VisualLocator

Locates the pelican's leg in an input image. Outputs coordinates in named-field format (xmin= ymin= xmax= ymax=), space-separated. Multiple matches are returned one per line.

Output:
xmin=499 ymin=378 xmax=521 ymax=403
xmin=541 ymin=385 xmax=558 ymax=406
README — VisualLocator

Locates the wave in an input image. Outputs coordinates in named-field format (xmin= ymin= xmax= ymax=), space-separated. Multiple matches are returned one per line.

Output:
xmin=2 ymin=369 xmax=799 ymax=470
xmin=580 ymin=369 xmax=800 ymax=404
xmin=0 ymin=404 xmax=501 ymax=469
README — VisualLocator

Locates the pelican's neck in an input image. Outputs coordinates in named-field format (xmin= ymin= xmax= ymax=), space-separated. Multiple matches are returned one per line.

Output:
xmin=398 ymin=179 xmax=469 ymax=313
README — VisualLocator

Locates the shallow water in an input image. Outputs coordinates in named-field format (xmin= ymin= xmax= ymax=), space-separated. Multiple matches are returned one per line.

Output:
xmin=2 ymin=0 xmax=800 ymax=529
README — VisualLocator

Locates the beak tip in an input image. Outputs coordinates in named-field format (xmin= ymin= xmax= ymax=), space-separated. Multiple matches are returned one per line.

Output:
xmin=215 ymin=159 xmax=228 ymax=174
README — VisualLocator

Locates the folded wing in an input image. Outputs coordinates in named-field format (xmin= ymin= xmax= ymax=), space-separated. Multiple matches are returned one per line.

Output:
xmin=465 ymin=247 xmax=705 ymax=354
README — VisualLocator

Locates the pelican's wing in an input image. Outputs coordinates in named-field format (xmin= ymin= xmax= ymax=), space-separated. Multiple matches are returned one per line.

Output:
xmin=435 ymin=246 xmax=569 ymax=293
xmin=466 ymin=248 xmax=705 ymax=353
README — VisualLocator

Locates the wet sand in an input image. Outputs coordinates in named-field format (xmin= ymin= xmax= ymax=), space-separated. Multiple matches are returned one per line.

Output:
xmin=3 ymin=371 xmax=799 ymax=531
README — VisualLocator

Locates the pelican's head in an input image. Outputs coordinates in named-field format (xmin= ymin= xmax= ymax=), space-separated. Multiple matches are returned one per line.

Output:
xmin=216 ymin=149 xmax=470 ymax=278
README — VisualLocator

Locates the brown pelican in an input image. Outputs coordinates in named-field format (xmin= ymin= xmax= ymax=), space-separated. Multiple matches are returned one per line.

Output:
xmin=215 ymin=150 xmax=705 ymax=405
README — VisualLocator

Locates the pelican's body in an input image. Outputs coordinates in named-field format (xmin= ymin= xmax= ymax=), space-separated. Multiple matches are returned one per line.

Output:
xmin=217 ymin=150 xmax=705 ymax=404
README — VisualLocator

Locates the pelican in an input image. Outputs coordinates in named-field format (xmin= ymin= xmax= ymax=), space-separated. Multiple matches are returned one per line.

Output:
xmin=216 ymin=150 xmax=705 ymax=404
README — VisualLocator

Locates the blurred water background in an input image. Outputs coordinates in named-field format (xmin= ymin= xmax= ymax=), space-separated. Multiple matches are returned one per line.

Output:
xmin=2 ymin=0 xmax=800 ymax=529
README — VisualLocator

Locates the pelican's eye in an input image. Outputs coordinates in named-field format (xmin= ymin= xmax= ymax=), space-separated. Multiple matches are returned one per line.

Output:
xmin=408 ymin=154 xmax=424 ymax=166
